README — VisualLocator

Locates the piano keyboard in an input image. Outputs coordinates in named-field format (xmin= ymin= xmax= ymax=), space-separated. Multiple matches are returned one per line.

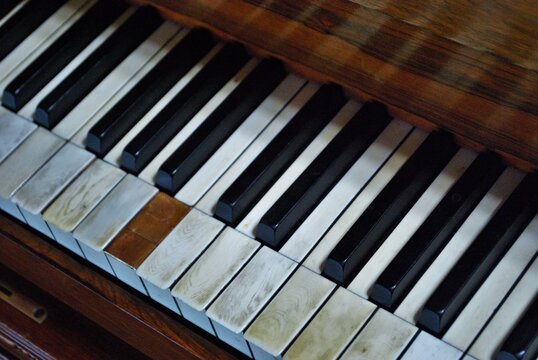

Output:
xmin=0 ymin=2 xmax=536 ymax=359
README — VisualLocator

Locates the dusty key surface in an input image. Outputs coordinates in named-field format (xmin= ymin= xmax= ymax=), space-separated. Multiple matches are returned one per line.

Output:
xmin=172 ymin=227 xmax=259 ymax=311
xmin=207 ymin=247 xmax=297 ymax=334
xmin=137 ymin=209 xmax=224 ymax=289
xmin=0 ymin=127 xmax=64 ymax=199
xmin=74 ymin=174 xmax=157 ymax=251
xmin=245 ymin=266 xmax=335 ymax=356
xmin=284 ymin=287 xmax=376 ymax=360
xmin=13 ymin=143 xmax=94 ymax=214
xmin=0 ymin=109 xmax=36 ymax=163
xmin=43 ymin=159 xmax=125 ymax=232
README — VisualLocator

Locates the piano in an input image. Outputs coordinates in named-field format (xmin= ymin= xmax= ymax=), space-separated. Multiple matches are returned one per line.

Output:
xmin=0 ymin=0 xmax=536 ymax=359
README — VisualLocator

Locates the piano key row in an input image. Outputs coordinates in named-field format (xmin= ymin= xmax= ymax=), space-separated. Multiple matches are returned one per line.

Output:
xmin=0 ymin=2 xmax=536 ymax=360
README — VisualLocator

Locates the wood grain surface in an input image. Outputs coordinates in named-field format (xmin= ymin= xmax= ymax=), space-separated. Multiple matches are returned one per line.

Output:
xmin=131 ymin=0 xmax=538 ymax=169
xmin=106 ymin=193 xmax=191 ymax=268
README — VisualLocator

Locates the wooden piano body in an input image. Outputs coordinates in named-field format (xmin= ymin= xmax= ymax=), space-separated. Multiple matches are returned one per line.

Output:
xmin=0 ymin=0 xmax=536 ymax=359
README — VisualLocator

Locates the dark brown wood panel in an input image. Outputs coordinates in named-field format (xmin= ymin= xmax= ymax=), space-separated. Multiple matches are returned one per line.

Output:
xmin=106 ymin=193 xmax=190 ymax=268
xmin=132 ymin=0 xmax=538 ymax=169
xmin=0 ymin=214 xmax=239 ymax=360
xmin=0 ymin=266 xmax=146 ymax=360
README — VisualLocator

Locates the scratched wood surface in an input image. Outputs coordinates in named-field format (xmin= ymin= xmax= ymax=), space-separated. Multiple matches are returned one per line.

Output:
xmin=131 ymin=0 xmax=538 ymax=170
xmin=106 ymin=193 xmax=191 ymax=268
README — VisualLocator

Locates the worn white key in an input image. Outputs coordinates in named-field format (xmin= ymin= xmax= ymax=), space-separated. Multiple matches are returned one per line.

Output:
xmin=175 ymin=74 xmax=306 ymax=205
xmin=74 ymin=174 xmax=157 ymax=251
xmin=104 ymin=42 xmax=222 ymax=167
xmin=443 ymin=215 xmax=538 ymax=351
xmin=18 ymin=8 xmax=136 ymax=120
xmin=237 ymin=100 xmax=358 ymax=238
xmin=78 ymin=240 xmax=116 ymax=275
xmin=468 ymin=256 xmax=538 ymax=360
xmin=196 ymin=82 xmax=320 ymax=215
xmin=43 ymin=160 xmax=124 ymax=256
xmin=137 ymin=58 xmax=260 ymax=183
xmin=13 ymin=143 xmax=94 ymax=215
xmin=245 ymin=267 xmax=335 ymax=358
xmin=172 ymin=227 xmax=259 ymax=311
xmin=284 ymin=287 xmax=376 ymax=360
xmin=12 ymin=143 xmax=94 ymax=237
xmin=280 ymin=119 xmax=413 ymax=263
xmin=212 ymin=320 xmax=253 ymax=357
xmin=0 ymin=109 xmax=36 ymax=163
xmin=207 ymin=247 xmax=296 ymax=334
xmin=395 ymin=168 xmax=525 ymax=323
xmin=0 ymin=127 xmax=64 ymax=200
xmin=141 ymin=278 xmax=182 ymax=314
xmin=348 ymin=148 xmax=476 ymax=297
xmin=303 ymin=128 xmax=427 ymax=273
xmin=176 ymin=299 xmax=215 ymax=335
xmin=0 ymin=0 xmax=90 ymax=88
xmin=53 ymin=21 xmax=179 ymax=139
xmin=401 ymin=332 xmax=462 ymax=360
xmin=137 ymin=209 xmax=224 ymax=289
xmin=341 ymin=309 xmax=417 ymax=360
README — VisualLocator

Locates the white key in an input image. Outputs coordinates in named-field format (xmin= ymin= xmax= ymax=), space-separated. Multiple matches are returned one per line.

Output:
xmin=280 ymin=119 xmax=413 ymax=263
xmin=70 ymin=28 xmax=189 ymax=147
xmin=52 ymin=21 xmax=179 ymax=139
xmin=468 ymin=256 xmax=538 ymax=359
xmin=395 ymin=168 xmax=525 ymax=323
xmin=303 ymin=128 xmax=427 ymax=273
xmin=0 ymin=127 xmax=64 ymax=200
xmin=0 ymin=1 xmax=28 ymax=28
xmin=347 ymin=148 xmax=476 ymax=297
xmin=172 ymin=227 xmax=259 ymax=311
xmin=106 ymin=254 xmax=147 ymax=294
xmin=443 ymin=215 xmax=538 ymax=350
xmin=341 ymin=309 xmax=417 ymax=360
xmin=43 ymin=159 xmax=125 ymax=233
xmin=43 ymin=160 xmax=124 ymax=256
xmin=212 ymin=320 xmax=253 ymax=357
xmin=142 ymin=278 xmax=181 ymax=314
xmin=73 ymin=174 xmax=157 ymax=251
xmin=175 ymin=74 xmax=306 ymax=205
xmin=401 ymin=332 xmax=462 ymax=360
xmin=137 ymin=57 xmax=260 ymax=183
xmin=0 ymin=0 xmax=90 ymax=88
xmin=196 ymin=82 xmax=320 ymax=215
xmin=13 ymin=143 xmax=94 ymax=215
xmin=136 ymin=209 xmax=224 ymax=289
xmin=237 ymin=100 xmax=359 ymax=237
xmin=0 ymin=109 xmax=36 ymax=163
xmin=207 ymin=247 xmax=296 ymax=334
xmin=284 ymin=287 xmax=376 ymax=360
xmin=18 ymin=8 xmax=136 ymax=120
xmin=12 ymin=143 xmax=94 ymax=237
xmin=105 ymin=42 xmax=223 ymax=167
xmin=245 ymin=267 xmax=335 ymax=358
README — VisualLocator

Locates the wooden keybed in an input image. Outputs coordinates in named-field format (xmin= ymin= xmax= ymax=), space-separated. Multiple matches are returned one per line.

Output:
xmin=1 ymin=0 xmax=536 ymax=358
xmin=132 ymin=0 xmax=538 ymax=171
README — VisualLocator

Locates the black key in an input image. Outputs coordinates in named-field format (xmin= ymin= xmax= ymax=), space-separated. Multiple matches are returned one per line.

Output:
xmin=371 ymin=152 xmax=505 ymax=311
xmin=322 ymin=132 xmax=458 ymax=286
xmin=256 ymin=101 xmax=391 ymax=249
xmin=86 ymin=29 xmax=215 ymax=156
xmin=34 ymin=7 xmax=162 ymax=129
xmin=497 ymin=295 xmax=538 ymax=360
xmin=120 ymin=43 xmax=249 ymax=174
xmin=0 ymin=0 xmax=65 ymax=62
xmin=214 ymin=84 xmax=347 ymax=227
xmin=2 ymin=0 xmax=127 ymax=111
xmin=0 ymin=0 xmax=21 ymax=20
xmin=417 ymin=173 xmax=538 ymax=336
xmin=156 ymin=59 xmax=287 ymax=194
